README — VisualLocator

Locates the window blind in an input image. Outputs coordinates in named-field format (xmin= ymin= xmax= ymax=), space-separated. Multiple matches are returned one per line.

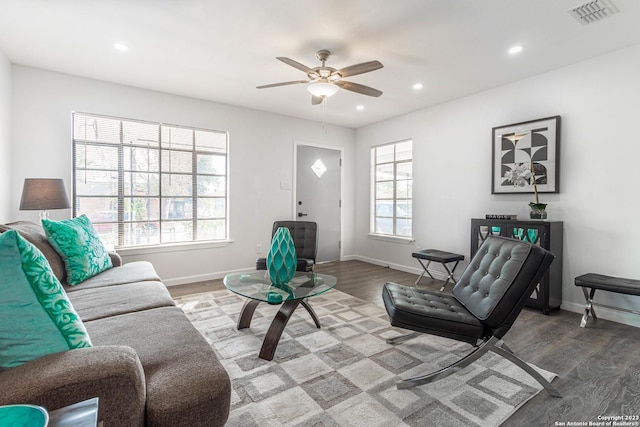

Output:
xmin=372 ymin=140 xmax=413 ymax=237
xmin=72 ymin=112 xmax=228 ymax=248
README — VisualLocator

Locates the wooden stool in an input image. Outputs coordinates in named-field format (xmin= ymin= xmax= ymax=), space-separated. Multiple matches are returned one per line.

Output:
xmin=412 ymin=249 xmax=464 ymax=291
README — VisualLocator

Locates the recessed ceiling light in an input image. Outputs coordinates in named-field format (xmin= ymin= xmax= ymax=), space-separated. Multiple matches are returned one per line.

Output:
xmin=412 ymin=83 xmax=424 ymax=90
xmin=508 ymin=45 xmax=524 ymax=55
xmin=113 ymin=43 xmax=129 ymax=52
xmin=356 ymin=105 xmax=365 ymax=111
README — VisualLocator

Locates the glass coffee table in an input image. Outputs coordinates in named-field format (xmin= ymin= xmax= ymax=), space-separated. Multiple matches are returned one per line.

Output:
xmin=223 ymin=271 xmax=336 ymax=360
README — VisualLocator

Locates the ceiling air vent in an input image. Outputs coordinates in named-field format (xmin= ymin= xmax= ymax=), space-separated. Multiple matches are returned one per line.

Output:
xmin=569 ymin=0 xmax=619 ymax=25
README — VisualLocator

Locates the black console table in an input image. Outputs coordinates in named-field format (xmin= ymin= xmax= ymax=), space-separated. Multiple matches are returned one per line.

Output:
xmin=471 ymin=219 xmax=563 ymax=314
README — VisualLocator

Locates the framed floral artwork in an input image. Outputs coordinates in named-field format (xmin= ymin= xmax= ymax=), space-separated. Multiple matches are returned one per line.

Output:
xmin=491 ymin=116 xmax=561 ymax=194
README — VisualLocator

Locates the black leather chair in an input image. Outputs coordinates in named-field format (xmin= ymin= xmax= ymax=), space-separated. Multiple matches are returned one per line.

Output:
xmin=256 ymin=221 xmax=318 ymax=272
xmin=382 ymin=236 xmax=561 ymax=397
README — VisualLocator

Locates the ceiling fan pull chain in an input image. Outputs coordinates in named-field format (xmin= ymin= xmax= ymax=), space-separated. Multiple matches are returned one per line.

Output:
xmin=322 ymin=98 xmax=327 ymax=134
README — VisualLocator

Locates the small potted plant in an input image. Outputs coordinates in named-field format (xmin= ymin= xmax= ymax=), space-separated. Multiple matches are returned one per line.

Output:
xmin=504 ymin=162 xmax=547 ymax=219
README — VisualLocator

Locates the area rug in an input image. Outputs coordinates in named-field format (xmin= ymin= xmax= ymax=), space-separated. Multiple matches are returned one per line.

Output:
xmin=174 ymin=289 xmax=556 ymax=427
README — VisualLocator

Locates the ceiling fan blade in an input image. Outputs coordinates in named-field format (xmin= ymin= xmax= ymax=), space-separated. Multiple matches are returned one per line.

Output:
xmin=335 ymin=80 xmax=383 ymax=97
xmin=336 ymin=60 xmax=383 ymax=78
xmin=256 ymin=80 xmax=309 ymax=89
xmin=311 ymin=95 xmax=323 ymax=105
xmin=276 ymin=57 xmax=319 ymax=77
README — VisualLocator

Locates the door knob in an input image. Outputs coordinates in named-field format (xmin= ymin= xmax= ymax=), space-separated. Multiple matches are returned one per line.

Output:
xmin=298 ymin=212 xmax=308 ymax=217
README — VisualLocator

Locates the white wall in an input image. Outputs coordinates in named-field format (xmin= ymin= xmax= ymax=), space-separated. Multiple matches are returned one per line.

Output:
xmin=0 ymin=50 xmax=11 ymax=222
xmin=355 ymin=44 xmax=640 ymax=326
xmin=8 ymin=45 xmax=640 ymax=326
xmin=10 ymin=65 xmax=356 ymax=284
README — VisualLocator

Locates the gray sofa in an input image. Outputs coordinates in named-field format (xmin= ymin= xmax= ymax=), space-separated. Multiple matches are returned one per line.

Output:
xmin=0 ymin=221 xmax=231 ymax=426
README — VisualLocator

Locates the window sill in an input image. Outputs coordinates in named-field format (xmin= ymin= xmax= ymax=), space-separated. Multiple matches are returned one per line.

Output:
xmin=368 ymin=234 xmax=414 ymax=244
xmin=115 ymin=239 xmax=234 ymax=256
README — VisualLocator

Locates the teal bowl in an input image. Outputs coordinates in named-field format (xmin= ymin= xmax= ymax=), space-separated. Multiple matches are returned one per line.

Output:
xmin=0 ymin=404 xmax=49 ymax=427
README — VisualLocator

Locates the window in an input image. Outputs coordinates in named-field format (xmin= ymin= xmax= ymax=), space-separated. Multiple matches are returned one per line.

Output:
xmin=72 ymin=112 xmax=228 ymax=248
xmin=371 ymin=140 xmax=412 ymax=237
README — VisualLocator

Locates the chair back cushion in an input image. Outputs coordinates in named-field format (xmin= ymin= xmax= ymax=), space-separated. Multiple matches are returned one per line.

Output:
xmin=271 ymin=221 xmax=318 ymax=262
xmin=453 ymin=236 xmax=554 ymax=330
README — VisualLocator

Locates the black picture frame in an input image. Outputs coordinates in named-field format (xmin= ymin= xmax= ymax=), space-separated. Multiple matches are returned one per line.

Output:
xmin=491 ymin=115 xmax=561 ymax=194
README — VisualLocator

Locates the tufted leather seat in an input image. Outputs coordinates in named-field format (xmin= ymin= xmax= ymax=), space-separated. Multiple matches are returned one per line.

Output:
xmin=383 ymin=285 xmax=484 ymax=344
xmin=256 ymin=221 xmax=318 ymax=272
xmin=382 ymin=236 xmax=560 ymax=396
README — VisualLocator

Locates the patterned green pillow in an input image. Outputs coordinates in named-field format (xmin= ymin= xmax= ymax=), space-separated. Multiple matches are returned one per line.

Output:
xmin=42 ymin=215 xmax=112 ymax=285
xmin=0 ymin=230 xmax=92 ymax=369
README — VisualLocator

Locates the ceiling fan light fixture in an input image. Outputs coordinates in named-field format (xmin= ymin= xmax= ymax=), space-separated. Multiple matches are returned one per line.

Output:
xmin=508 ymin=45 xmax=524 ymax=55
xmin=261 ymin=50 xmax=383 ymax=103
xmin=113 ymin=42 xmax=129 ymax=52
xmin=307 ymin=81 xmax=339 ymax=98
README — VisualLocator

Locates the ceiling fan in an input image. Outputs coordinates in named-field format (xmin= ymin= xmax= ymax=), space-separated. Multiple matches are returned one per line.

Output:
xmin=257 ymin=49 xmax=383 ymax=105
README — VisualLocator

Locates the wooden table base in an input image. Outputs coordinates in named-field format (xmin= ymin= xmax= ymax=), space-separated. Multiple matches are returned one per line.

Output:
xmin=237 ymin=298 xmax=321 ymax=361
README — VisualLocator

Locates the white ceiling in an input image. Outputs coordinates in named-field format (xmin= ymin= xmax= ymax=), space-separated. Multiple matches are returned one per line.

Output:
xmin=1 ymin=0 xmax=639 ymax=128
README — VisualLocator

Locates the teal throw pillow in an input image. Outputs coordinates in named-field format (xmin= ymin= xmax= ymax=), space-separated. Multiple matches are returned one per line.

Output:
xmin=0 ymin=230 xmax=92 ymax=369
xmin=42 ymin=214 xmax=112 ymax=285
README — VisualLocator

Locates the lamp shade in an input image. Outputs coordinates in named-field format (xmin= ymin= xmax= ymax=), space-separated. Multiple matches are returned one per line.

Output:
xmin=19 ymin=179 xmax=71 ymax=211
xmin=307 ymin=81 xmax=339 ymax=98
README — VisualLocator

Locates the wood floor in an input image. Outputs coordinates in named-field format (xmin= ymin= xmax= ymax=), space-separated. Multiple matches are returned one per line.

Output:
xmin=168 ymin=260 xmax=640 ymax=426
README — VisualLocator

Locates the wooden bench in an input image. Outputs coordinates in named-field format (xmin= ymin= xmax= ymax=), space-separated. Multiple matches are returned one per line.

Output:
xmin=574 ymin=273 xmax=640 ymax=327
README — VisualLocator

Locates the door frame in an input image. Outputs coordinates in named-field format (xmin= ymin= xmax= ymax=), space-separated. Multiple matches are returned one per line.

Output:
xmin=293 ymin=140 xmax=344 ymax=262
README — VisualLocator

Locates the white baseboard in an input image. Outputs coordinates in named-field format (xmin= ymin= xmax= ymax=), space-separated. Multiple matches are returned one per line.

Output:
xmin=348 ymin=255 xmax=452 ymax=282
xmin=163 ymin=256 xmax=429 ymax=287
xmin=559 ymin=301 xmax=640 ymax=328
xmin=163 ymin=267 xmax=254 ymax=287
xmin=163 ymin=259 xmax=640 ymax=329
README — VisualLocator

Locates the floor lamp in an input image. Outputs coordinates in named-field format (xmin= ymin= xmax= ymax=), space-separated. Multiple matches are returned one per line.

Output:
xmin=19 ymin=178 xmax=71 ymax=220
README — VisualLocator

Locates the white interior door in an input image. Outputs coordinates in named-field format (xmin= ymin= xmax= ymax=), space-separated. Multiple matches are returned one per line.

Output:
xmin=295 ymin=144 xmax=341 ymax=263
